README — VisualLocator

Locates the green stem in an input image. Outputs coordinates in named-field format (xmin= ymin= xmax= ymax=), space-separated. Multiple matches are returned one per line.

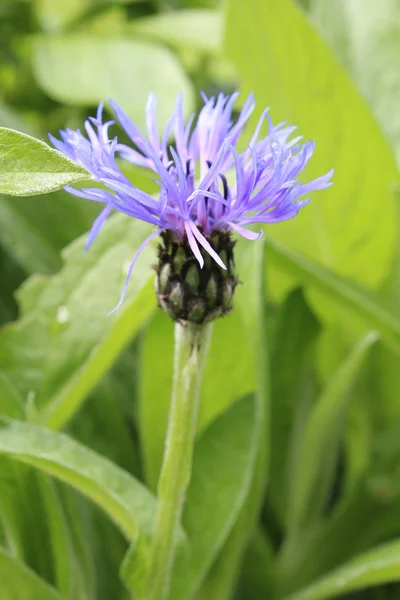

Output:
xmin=146 ymin=321 xmax=213 ymax=600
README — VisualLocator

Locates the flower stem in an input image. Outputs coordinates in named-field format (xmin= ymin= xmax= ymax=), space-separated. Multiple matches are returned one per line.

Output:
xmin=146 ymin=322 xmax=213 ymax=600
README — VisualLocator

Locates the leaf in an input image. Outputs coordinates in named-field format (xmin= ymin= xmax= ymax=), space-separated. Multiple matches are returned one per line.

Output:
xmin=310 ymin=0 xmax=400 ymax=165
xmin=225 ymin=0 xmax=397 ymax=293
xmin=0 ymin=373 xmax=24 ymax=419
xmin=286 ymin=331 xmax=378 ymax=533
xmin=130 ymin=10 xmax=223 ymax=53
xmin=266 ymin=238 xmax=400 ymax=355
xmin=0 ymin=192 xmax=100 ymax=274
xmin=32 ymin=36 xmax=195 ymax=130
xmin=286 ymin=538 xmax=400 ymax=600
xmin=169 ymin=394 xmax=261 ymax=598
xmin=0 ymin=128 xmax=91 ymax=196
xmin=0 ymin=214 xmax=157 ymax=430
xmin=0 ymin=419 xmax=156 ymax=542
xmin=0 ymin=547 xmax=63 ymax=600
xmin=268 ymin=288 xmax=320 ymax=522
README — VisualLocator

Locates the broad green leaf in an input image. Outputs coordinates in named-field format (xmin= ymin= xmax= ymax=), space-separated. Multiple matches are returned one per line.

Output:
xmin=310 ymin=0 xmax=400 ymax=165
xmin=0 ymin=214 xmax=157 ymax=430
xmin=225 ymin=0 xmax=397 ymax=293
xmin=169 ymin=394 xmax=260 ymax=599
xmin=286 ymin=538 xmax=400 ymax=600
xmin=266 ymin=238 xmax=400 ymax=355
xmin=131 ymin=10 xmax=222 ymax=53
xmin=0 ymin=128 xmax=91 ymax=196
xmin=0 ymin=419 xmax=155 ymax=541
xmin=286 ymin=331 xmax=378 ymax=533
xmin=0 ymin=547 xmax=63 ymax=600
xmin=32 ymin=37 xmax=194 ymax=130
xmin=0 ymin=192 xmax=100 ymax=274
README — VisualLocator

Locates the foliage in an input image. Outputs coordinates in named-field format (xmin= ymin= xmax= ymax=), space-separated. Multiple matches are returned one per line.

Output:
xmin=1 ymin=0 xmax=400 ymax=599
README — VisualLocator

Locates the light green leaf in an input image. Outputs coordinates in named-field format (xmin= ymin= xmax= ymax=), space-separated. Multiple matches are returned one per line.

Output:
xmin=0 ymin=547 xmax=63 ymax=600
xmin=266 ymin=238 xmax=400 ymax=355
xmin=34 ymin=0 xmax=91 ymax=32
xmin=286 ymin=331 xmax=378 ymax=533
xmin=32 ymin=36 xmax=194 ymax=130
xmin=310 ymin=0 xmax=400 ymax=165
xmin=225 ymin=0 xmax=397 ymax=293
xmin=0 ymin=215 xmax=157 ymax=430
xmin=131 ymin=10 xmax=222 ymax=53
xmin=0 ymin=419 xmax=155 ymax=541
xmin=0 ymin=128 xmax=91 ymax=196
xmin=286 ymin=538 xmax=400 ymax=600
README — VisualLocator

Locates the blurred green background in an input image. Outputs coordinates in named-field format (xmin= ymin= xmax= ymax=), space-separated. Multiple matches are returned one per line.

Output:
xmin=2 ymin=0 xmax=400 ymax=599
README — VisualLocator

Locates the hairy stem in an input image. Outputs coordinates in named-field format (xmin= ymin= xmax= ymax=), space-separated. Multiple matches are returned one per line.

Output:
xmin=146 ymin=321 xmax=213 ymax=600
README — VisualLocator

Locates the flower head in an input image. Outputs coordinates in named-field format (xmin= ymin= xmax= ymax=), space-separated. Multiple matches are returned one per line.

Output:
xmin=51 ymin=92 xmax=333 ymax=321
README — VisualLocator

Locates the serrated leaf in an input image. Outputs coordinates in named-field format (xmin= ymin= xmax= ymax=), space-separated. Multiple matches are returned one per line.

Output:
xmin=0 ymin=128 xmax=91 ymax=196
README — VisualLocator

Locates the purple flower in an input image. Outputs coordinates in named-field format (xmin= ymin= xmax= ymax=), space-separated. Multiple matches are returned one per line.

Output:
xmin=50 ymin=92 xmax=333 ymax=312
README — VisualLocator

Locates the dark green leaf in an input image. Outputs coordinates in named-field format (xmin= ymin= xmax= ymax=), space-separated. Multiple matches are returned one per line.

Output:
xmin=0 ymin=547 xmax=63 ymax=600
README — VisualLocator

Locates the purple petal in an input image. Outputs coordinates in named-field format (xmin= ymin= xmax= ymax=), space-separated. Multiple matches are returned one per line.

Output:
xmin=108 ymin=228 xmax=162 ymax=315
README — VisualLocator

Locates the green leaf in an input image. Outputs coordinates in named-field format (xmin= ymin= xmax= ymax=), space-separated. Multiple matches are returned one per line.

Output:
xmin=0 ymin=547 xmax=64 ymax=600
xmin=0 ymin=373 xmax=24 ymax=419
xmin=286 ymin=538 xmax=400 ymax=600
xmin=32 ymin=36 xmax=194 ymax=130
xmin=225 ymin=0 xmax=397 ymax=294
xmin=130 ymin=10 xmax=222 ymax=53
xmin=310 ymin=0 xmax=400 ymax=165
xmin=0 ymin=192 xmax=100 ymax=274
xmin=268 ymin=288 xmax=320 ymax=522
xmin=0 ymin=214 xmax=157 ymax=430
xmin=170 ymin=395 xmax=260 ymax=599
xmin=0 ymin=128 xmax=91 ymax=196
xmin=0 ymin=419 xmax=155 ymax=542
xmin=286 ymin=331 xmax=378 ymax=533
xmin=266 ymin=238 xmax=400 ymax=355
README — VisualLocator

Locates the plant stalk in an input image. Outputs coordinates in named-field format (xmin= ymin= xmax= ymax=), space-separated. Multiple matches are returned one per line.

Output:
xmin=146 ymin=321 xmax=213 ymax=600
